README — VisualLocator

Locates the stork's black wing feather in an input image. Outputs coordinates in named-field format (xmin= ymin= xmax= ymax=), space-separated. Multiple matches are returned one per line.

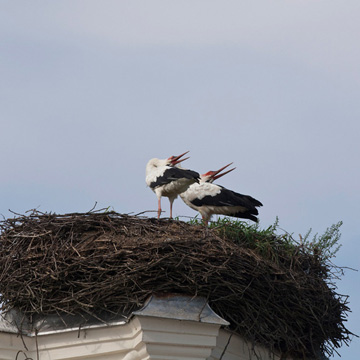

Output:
xmin=191 ymin=186 xmax=262 ymax=212
xmin=150 ymin=167 xmax=200 ymax=189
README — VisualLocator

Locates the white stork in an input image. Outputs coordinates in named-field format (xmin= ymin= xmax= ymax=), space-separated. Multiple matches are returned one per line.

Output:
xmin=146 ymin=151 xmax=200 ymax=219
xmin=180 ymin=163 xmax=263 ymax=226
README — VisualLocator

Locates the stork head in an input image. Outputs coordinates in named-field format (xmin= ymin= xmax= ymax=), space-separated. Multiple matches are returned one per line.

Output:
xmin=167 ymin=151 xmax=190 ymax=166
xmin=201 ymin=163 xmax=236 ymax=183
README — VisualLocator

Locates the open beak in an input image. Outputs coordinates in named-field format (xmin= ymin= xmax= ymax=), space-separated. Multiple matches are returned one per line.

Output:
xmin=169 ymin=151 xmax=190 ymax=166
xmin=211 ymin=162 xmax=236 ymax=181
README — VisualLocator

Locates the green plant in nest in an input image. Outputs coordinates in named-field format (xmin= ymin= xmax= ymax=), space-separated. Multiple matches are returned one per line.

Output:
xmin=300 ymin=221 xmax=343 ymax=262
xmin=189 ymin=216 xmax=343 ymax=267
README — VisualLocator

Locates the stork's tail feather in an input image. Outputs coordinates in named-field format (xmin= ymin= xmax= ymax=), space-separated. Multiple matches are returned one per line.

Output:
xmin=239 ymin=194 xmax=263 ymax=208
xmin=232 ymin=211 xmax=259 ymax=223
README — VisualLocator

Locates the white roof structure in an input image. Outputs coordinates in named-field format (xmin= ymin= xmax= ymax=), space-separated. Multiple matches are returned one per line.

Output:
xmin=0 ymin=295 xmax=279 ymax=360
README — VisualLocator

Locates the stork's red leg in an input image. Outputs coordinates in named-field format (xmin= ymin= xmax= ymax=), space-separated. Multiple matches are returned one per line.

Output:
xmin=157 ymin=198 xmax=161 ymax=219
xmin=169 ymin=200 xmax=173 ymax=219
xmin=202 ymin=215 xmax=208 ymax=227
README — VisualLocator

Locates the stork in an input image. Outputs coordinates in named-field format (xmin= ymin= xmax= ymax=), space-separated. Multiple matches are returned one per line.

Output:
xmin=180 ymin=163 xmax=263 ymax=226
xmin=146 ymin=151 xmax=200 ymax=219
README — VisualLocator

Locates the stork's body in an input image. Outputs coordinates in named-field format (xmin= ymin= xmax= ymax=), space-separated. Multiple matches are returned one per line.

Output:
xmin=146 ymin=152 xmax=200 ymax=219
xmin=180 ymin=164 xmax=262 ymax=225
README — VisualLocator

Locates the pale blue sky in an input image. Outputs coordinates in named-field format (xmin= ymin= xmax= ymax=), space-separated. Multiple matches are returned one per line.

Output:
xmin=1 ymin=1 xmax=359 ymax=357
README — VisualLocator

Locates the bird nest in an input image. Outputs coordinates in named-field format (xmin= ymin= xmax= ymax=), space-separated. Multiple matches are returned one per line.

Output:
xmin=0 ymin=210 xmax=354 ymax=359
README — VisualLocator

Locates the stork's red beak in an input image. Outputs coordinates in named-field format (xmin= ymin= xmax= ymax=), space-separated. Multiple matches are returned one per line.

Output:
xmin=168 ymin=151 xmax=190 ymax=166
xmin=212 ymin=162 xmax=236 ymax=180
xmin=205 ymin=163 xmax=236 ymax=180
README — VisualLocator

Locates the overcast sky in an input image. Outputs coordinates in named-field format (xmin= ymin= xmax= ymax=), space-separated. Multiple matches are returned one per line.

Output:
xmin=1 ymin=1 xmax=359 ymax=357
